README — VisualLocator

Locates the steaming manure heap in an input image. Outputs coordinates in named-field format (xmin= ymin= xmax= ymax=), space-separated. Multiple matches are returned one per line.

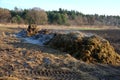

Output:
xmin=49 ymin=32 xmax=120 ymax=64
xmin=18 ymin=24 xmax=120 ymax=65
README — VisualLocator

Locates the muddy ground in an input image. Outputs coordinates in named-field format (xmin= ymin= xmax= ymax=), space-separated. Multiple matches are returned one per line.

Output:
xmin=0 ymin=25 xmax=120 ymax=80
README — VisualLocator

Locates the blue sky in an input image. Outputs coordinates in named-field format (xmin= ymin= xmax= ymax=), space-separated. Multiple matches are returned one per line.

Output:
xmin=0 ymin=0 xmax=120 ymax=16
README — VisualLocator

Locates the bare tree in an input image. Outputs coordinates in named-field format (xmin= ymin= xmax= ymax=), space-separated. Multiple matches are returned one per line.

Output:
xmin=0 ymin=8 xmax=11 ymax=23
xmin=26 ymin=7 xmax=48 ymax=25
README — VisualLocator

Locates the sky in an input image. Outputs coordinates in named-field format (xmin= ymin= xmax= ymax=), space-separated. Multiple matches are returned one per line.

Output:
xmin=0 ymin=0 xmax=120 ymax=16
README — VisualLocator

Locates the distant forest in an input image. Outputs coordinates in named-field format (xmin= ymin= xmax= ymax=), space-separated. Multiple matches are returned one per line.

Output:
xmin=0 ymin=7 xmax=120 ymax=26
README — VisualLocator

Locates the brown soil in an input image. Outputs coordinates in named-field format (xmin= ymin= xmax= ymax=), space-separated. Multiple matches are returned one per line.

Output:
xmin=0 ymin=26 xmax=120 ymax=80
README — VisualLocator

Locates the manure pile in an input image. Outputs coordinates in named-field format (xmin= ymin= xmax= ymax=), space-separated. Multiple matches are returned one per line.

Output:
xmin=17 ymin=24 xmax=120 ymax=65
xmin=48 ymin=32 xmax=120 ymax=65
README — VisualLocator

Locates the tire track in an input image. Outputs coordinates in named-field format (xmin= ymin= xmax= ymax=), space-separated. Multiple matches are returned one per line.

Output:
xmin=20 ymin=69 xmax=81 ymax=80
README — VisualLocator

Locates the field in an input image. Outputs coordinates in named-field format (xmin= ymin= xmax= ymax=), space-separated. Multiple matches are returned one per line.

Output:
xmin=0 ymin=24 xmax=120 ymax=80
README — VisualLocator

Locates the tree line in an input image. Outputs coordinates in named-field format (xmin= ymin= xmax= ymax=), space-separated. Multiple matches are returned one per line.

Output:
xmin=0 ymin=7 xmax=120 ymax=26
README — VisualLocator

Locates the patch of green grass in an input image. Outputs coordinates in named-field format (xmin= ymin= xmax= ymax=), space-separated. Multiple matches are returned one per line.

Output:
xmin=70 ymin=28 xmax=101 ymax=30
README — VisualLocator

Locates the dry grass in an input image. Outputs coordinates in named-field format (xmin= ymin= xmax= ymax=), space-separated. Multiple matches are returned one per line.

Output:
xmin=0 ymin=77 xmax=18 ymax=80
xmin=0 ymin=23 xmax=120 ymax=31
xmin=0 ymin=23 xmax=120 ymax=80
xmin=38 ymin=24 xmax=120 ymax=30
